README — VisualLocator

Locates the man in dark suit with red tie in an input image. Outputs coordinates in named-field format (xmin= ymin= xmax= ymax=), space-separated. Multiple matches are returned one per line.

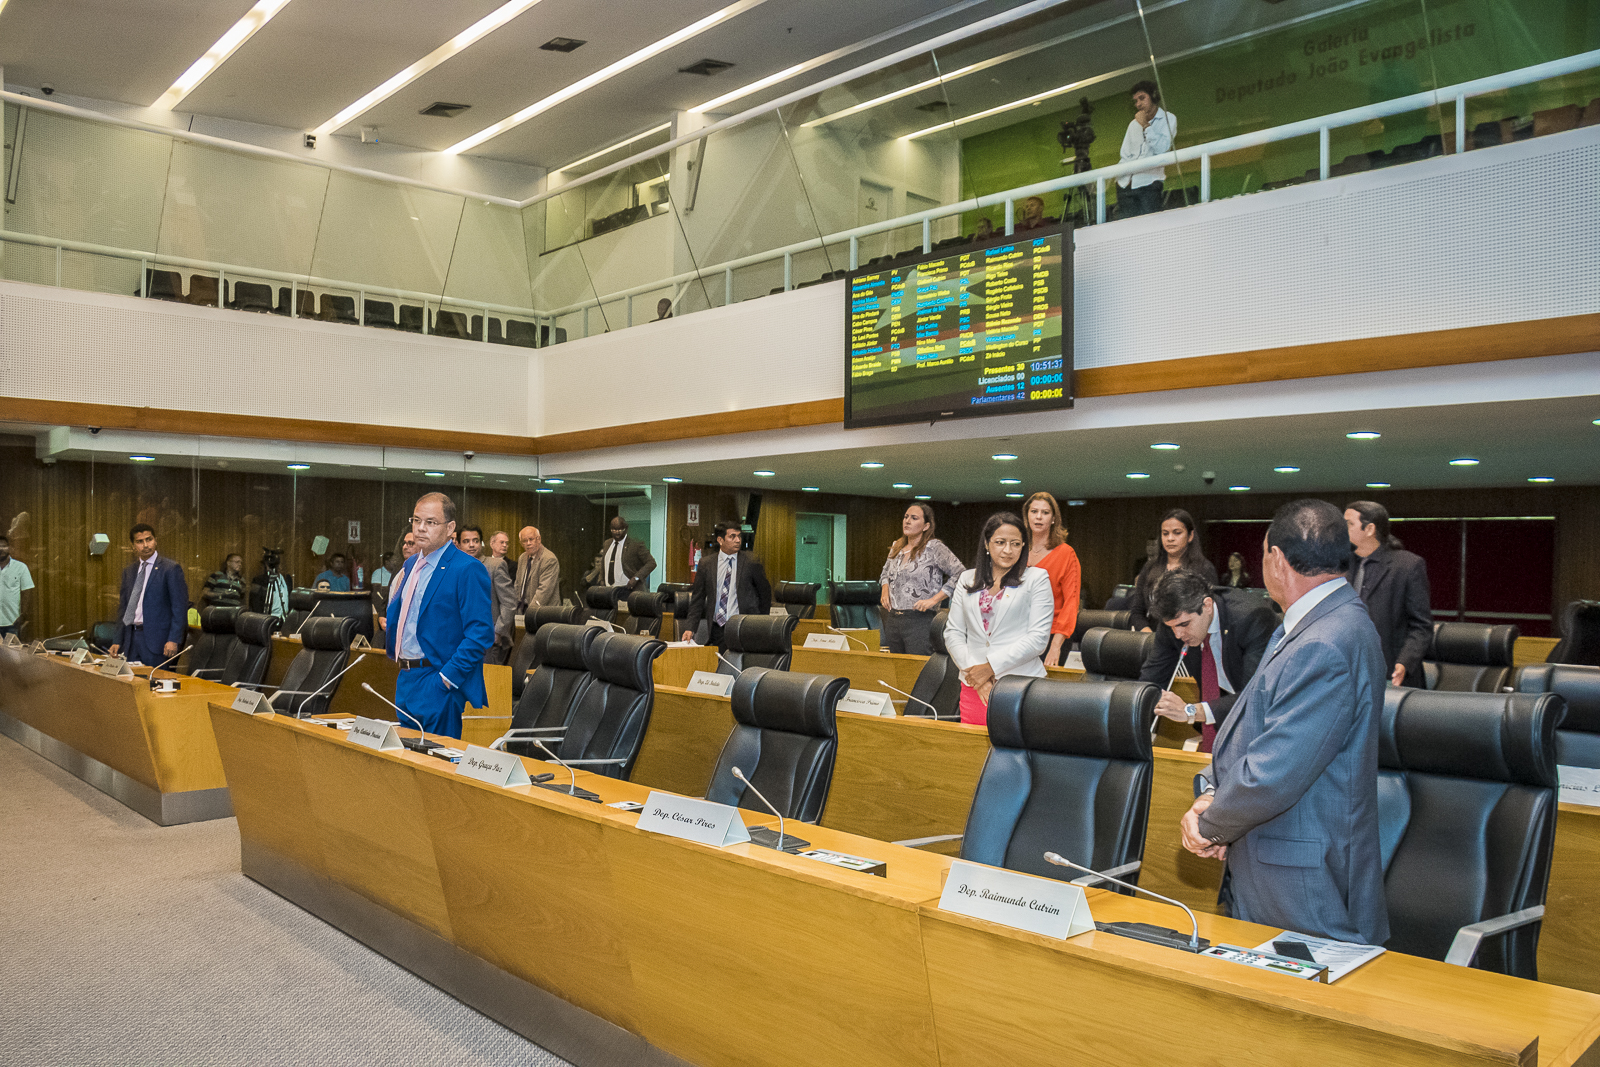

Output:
xmin=1139 ymin=570 xmax=1278 ymax=752
xmin=681 ymin=521 xmax=772 ymax=649
xmin=109 ymin=523 xmax=190 ymax=665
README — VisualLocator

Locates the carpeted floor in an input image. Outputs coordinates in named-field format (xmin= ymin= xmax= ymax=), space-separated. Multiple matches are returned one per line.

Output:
xmin=0 ymin=734 xmax=574 ymax=1066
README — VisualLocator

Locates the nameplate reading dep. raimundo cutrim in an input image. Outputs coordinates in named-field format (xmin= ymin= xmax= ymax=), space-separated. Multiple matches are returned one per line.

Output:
xmin=938 ymin=860 xmax=1095 ymax=940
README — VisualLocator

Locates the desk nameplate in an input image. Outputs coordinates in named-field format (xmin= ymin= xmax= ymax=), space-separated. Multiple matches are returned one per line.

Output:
xmin=98 ymin=655 xmax=134 ymax=678
xmin=1558 ymin=765 xmax=1600 ymax=807
xmin=686 ymin=670 xmax=735 ymax=697
xmin=637 ymin=790 xmax=750 ymax=848
xmin=839 ymin=689 xmax=893 ymax=717
xmin=456 ymin=744 xmax=532 ymax=788
xmin=803 ymin=632 xmax=849 ymax=650
xmin=348 ymin=716 xmax=403 ymax=751
xmin=937 ymin=860 xmax=1095 ymax=941
xmin=69 ymin=648 xmax=91 ymax=664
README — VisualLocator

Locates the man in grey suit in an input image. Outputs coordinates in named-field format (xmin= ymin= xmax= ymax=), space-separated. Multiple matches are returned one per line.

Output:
xmin=1182 ymin=499 xmax=1389 ymax=946
xmin=459 ymin=526 xmax=517 ymax=665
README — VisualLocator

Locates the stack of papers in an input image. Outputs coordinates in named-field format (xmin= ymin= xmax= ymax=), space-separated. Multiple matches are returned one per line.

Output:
xmin=1253 ymin=932 xmax=1386 ymax=982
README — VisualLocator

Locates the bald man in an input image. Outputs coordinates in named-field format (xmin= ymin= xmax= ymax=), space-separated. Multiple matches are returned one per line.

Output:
xmin=513 ymin=525 xmax=561 ymax=612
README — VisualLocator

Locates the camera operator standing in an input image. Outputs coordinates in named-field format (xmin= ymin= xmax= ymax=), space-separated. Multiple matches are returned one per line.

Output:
xmin=1116 ymin=80 xmax=1176 ymax=218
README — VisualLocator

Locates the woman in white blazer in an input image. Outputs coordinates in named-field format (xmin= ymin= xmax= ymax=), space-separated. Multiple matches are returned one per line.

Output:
xmin=944 ymin=511 xmax=1056 ymax=725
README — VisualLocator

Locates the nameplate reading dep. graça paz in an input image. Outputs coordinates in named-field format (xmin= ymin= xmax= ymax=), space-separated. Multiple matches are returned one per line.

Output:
xmin=455 ymin=744 xmax=532 ymax=788
xmin=686 ymin=670 xmax=735 ymax=697
xmin=938 ymin=860 xmax=1095 ymax=940
xmin=347 ymin=716 xmax=403 ymax=751
xmin=636 ymin=790 xmax=752 ymax=848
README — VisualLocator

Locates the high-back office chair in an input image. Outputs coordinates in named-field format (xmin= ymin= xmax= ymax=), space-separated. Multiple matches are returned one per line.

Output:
xmin=1550 ymin=601 xmax=1600 ymax=667
xmin=899 ymin=677 xmax=1158 ymax=888
xmin=1422 ymin=622 xmax=1518 ymax=692
xmin=624 ymin=590 xmax=666 ymax=637
xmin=1378 ymin=687 xmax=1564 ymax=979
xmin=656 ymin=583 xmax=693 ymax=622
xmin=583 ymin=585 xmax=623 ymax=623
xmin=548 ymin=632 xmax=665 ymax=780
xmin=1515 ymin=663 xmax=1600 ymax=767
xmin=1103 ymin=584 xmax=1135 ymax=610
xmin=270 ymin=617 xmax=358 ymax=719
xmin=186 ymin=606 xmax=240 ymax=677
xmin=283 ymin=589 xmax=317 ymax=634
xmin=828 ymin=581 xmax=883 ymax=630
xmin=219 ymin=611 xmax=281 ymax=688
xmin=718 ymin=615 xmax=798 ymax=675
xmin=510 ymin=604 xmax=590 ymax=700
xmin=1079 ymin=628 xmax=1154 ymax=682
xmin=705 ymin=668 xmax=848 ymax=823
xmin=91 ymin=620 xmax=122 ymax=651
xmin=310 ymin=589 xmax=374 ymax=641
xmin=906 ymin=610 xmax=960 ymax=720
xmin=1071 ymin=609 xmax=1132 ymax=650
xmin=495 ymin=624 xmax=599 ymax=758
xmin=773 ymin=581 xmax=821 ymax=619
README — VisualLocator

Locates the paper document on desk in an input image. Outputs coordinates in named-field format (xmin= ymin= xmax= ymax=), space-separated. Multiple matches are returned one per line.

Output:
xmin=1253 ymin=932 xmax=1385 ymax=982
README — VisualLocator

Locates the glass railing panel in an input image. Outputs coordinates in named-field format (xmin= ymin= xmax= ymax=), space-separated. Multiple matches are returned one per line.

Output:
xmin=307 ymin=171 xmax=465 ymax=298
xmin=440 ymin=199 xmax=534 ymax=313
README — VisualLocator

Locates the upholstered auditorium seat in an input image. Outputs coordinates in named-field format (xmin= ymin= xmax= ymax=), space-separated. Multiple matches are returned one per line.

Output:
xmin=1422 ymin=622 xmax=1518 ymax=693
xmin=363 ymin=299 xmax=397 ymax=328
xmin=1515 ymin=663 xmax=1600 ymax=768
xmin=186 ymin=606 xmax=239 ymax=677
xmin=1080 ymin=627 xmax=1154 ymax=682
xmin=827 ymin=581 xmax=882 ymax=630
xmin=144 ymin=269 xmax=185 ymax=301
xmin=319 ymin=294 xmax=357 ymax=324
xmin=510 ymin=605 xmax=590 ymax=699
xmin=1378 ymin=687 xmax=1563 ymax=978
xmin=270 ymin=616 xmax=357 ymax=718
xmin=496 ymin=623 xmax=599 ymax=759
xmin=717 ymin=614 xmax=798 ymax=674
xmin=187 ymin=275 xmax=220 ymax=306
xmin=229 ymin=281 xmax=274 ymax=313
xmin=773 ymin=581 xmax=820 ymax=619
xmin=548 ymin=632 xmax=664 ymax=780
xmin=624 ymin=590 xmax=666 ymax=637
xmin=905 ymin=610 xmax=959 ymax=720
xmin=705 ymin=667 xmax=847 ymax=824
xmin=219 ymin=611 xmax=281 ymax=688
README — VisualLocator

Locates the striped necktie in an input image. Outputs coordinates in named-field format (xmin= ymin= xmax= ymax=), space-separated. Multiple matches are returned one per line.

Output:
xmin=715 ymin=558 xmax=734 ymax=625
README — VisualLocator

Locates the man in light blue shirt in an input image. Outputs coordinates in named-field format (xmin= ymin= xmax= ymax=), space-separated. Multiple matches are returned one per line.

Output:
xmin=313 ymin=553 xmax=352 ymax=592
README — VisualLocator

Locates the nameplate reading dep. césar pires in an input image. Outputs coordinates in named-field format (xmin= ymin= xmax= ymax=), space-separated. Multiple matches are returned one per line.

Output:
xmin=455 ymin=744 xmax=532 ymax=788
xmin=938 ymin=860 xmax=1095 ymax=940
xmin=636 ymin=790 xmax=751 ymax=848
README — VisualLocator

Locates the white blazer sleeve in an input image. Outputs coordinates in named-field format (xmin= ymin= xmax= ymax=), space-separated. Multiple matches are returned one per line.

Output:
xmin=942 ymin=571 xmax=980 ymax=671
xmin=987 ymin=570 xmax=1055 ymax=677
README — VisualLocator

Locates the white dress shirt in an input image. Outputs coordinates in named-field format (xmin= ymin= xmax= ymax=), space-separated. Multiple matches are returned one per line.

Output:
xmin=131 ymin=554 xmax=157 ymax=625
xmin=604 ymin=538 xmax=628 ymax=587
xmin=1117 ymin=107 xmax=1176 ymax=188
xmin=1283 ymin=577 xmax=1348 ymax=636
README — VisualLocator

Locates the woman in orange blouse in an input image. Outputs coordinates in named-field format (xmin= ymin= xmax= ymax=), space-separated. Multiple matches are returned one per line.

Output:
xmin=1022 ymin=491 xmax=1081 ymax=667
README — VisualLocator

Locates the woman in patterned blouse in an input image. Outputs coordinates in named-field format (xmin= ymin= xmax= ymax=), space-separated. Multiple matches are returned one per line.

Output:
xmin=877 ymin=503 xmax=965 ymax=655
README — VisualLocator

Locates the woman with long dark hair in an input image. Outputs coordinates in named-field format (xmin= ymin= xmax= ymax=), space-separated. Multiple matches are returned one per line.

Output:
xmin=878 ymin=502 xmax=965 ymax=655
xmin=1223 ymin=551 xmax=1250 ymax=588
xmin=1128 ymin=508 xmax=1218 ymax=631
xmin=943 ymin=512 xmax=1054 ymax=725
xmin=1022 ymin=491 xmax=1080 ymax=666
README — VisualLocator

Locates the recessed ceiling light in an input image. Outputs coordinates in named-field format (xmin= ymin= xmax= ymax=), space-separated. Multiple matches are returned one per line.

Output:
xmin=544 ymin=478 xmax=564 ymax=485
xmin=999 ymin=478 xmax=1021 ymax=485
xmin=424 ymin=471 xmax=446 ymax=477
xmin=152 ymin=0 xmax=295 ymax=111
xmin=860 ymin=461 xmax=885 ymax=469
xmin=314 ymin=0 xmax=549 ymax=137
xmin=1528 ymin=476 xmax=1555 ymax=483
xmin=1593 ymin=419 xmax=1600 ymax=426
xmin=753 ymin=470 xmax=776 ymax=477
xmin=801 ymin=486 xmax=820 ymax=492
xmin=1005 ymin=493 xmax=1024 ymax=499
xmin=287 ymin=463 xmax=311 ymax=471
xmin=1273 ymin=466 xmax=1300 ymax=473
xmin=992 ymin=453 xmax=1018 ymax=461
xmin=1448 ymin=457 xmax=1480 ymax=467
xmin=129 ymin=455 xmax=155 ymax=462
xmin=534 ymin=487 xmax=554 ymax=493
xmin=1066 ymin=499 xmax=1086 ymax=506
xmin=1366 ymin=482 xmax=1391 ymax=488
xmin=446 ymin=0 xmax=763 ymax=155
xmin=914 ymin=494 xmax=931 ymax=500
xmin=1229 ymin=485 xmax=1251 ymax=492
xmin=1151 ymin=442 xmax=1180 ymax=451
xmin=1125 ymin=472 xmax=1150 ymax=479
xmin=662 ymin=476 xmax=683 ymax=483
xmin=892 ymin=482 xmax=913 ymax=489
xmin=1346 ymin=431 xmax=1382 ymax=440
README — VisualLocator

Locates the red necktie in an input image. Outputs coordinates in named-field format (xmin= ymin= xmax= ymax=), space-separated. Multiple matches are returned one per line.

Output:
xmin=1200 ymin=637 xmax=1220 ymax=753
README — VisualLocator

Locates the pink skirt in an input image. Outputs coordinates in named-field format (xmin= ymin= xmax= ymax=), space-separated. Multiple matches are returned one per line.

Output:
xmin=958 ymin=683 xmax=988 ymax=726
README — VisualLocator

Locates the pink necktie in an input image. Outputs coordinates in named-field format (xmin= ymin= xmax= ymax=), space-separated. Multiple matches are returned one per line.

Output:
xmin=393 ymin=557 xmax=426 ymax=655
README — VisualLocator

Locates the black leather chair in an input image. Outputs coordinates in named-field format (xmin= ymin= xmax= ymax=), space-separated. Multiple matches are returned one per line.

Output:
xmin=1378 ymin=687 xmax=1563 ymax=978
xmin=283 ymin=589 xmax=317 ymax=634
xmin=229 ymin=281 xmax=274 ymax=313
xmin=269 ymin=616 xmax=357 ymax=718
xmin=219 ymin=611 xmax=281 ymax=688
xmin=1104 ymin=584 xmax=1135 ymax=610
xmin=186 ymin=606 xmax=239 ymax=677
xmin=773 ymin=581 xmax=821 ymax=619
xmin=548 ymin=632 xmax=665 ymax=780
xmin=584 ymin=585 xmax=623 ymax=623
xmin=1515 ymin=663 xmax=1600 ymax=768
xmin=718 ymin=614 xmax=798 ymax=675
xmin=1423 ymin=622 xmax=1518 ymax=692
xmin=705 ymin=668 xmax=847 ymax=824
xmin=900 ymin=677 xmax=1158 ymax=889
xmin=828 ymin=581 xmax=883 ymax=630
xmin=1080 ymin=628 xmax=1154 ymax=682
xmin=91 ymin=620 xmax=121 ymax=651
xmin=905 ymin=610 xmax=959 ymax=720
xmin=495 ymin=624 xmax=599 ymax=758
xmin=1071 ymin=609 xmax=1132 ymax=650
xmin=1550 ymin=600 xmax=1600 ymax=667
xmin=509 ymin=604 xmax=590 ymax=700
xmin=624 ymin=590 xmax=666 ymax=637
xmin=657 ymin=583 xmax=693 ymax=621
xmin=311 ymin=589 xmax=374 ymax=641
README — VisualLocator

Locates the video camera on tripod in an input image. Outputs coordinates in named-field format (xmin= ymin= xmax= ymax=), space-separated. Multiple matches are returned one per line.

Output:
xmin=1056 ymin=97 xmax=1097 ymax=174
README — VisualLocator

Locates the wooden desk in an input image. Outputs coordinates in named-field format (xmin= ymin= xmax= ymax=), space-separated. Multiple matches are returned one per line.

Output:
xmin=0 ymin=647 xmax=236 ymax=824
xmin=210 ymin=705 xmax=1600 ymax=1067
xmin=791 ymin=646 xmax=927 ymax=699
xmin=653 ymin=644 xmax=717 ymax=688
xmin=792 ymin=617 xmax=881 ymax=650
xmin=1517 ymin=637 xmax=1560 ymax=669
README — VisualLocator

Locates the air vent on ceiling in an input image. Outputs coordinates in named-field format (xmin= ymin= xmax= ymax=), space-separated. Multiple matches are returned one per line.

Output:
xmin=678 ymin=58 xmax=735 ymax=76
xmin=541 ymin=37 xmax=586 ymax=52
xmin=915 ymin=100 xmax=949 ymax=113
xmin=419 ymin=101 xmax=471 ymax=118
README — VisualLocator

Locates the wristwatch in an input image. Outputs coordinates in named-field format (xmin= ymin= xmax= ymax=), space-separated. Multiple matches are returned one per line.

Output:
xmin=1183 ymin=703 xmax=1198 ymax=724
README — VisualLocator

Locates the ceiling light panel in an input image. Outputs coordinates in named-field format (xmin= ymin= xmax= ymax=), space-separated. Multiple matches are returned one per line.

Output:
xmin=152 ymin=0 xmax=296 ymax=111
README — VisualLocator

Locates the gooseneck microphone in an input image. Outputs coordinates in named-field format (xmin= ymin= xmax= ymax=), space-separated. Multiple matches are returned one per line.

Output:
xmin=359 ymin=681 xmax=433 ymax=746
xmin=291 ymin=602 xmax=326 ymax=638
xmin=144 ymin=647 xmax=188 ymax=682
xmin=525 ymin=738 xmax=601 ymax=802
xmin=827 ymin=626 xmax=869 ymax=650
xmin=1042 ymin=852 xmax=1206 ymax=952
xmin=731 ymin=766 xmax=798 ymax=852
xmin=715 ymin=651 xmax=743 ymax=675
xmin=879 ymin=680 xmax=950 ymax=720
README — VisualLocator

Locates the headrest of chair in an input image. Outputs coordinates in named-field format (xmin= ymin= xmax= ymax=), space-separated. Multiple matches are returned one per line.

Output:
xmin=1427 ymin=622 xmax=1518 ymax=667
xmin=199 ymin=606 xmax=239 ymax=634
xmin=828 ymin=581 xmax=881 ymax=606
xmin=583 ymin=631 xmax=664 ymax=689
xmin=723 ymin=614 xmax=798 ymax=654
xmin=525 ymin=604 xmax=586 ymax=632
xmin=1079 ymin=628 xmax=1153 ymax=679
xmin=774 ymin=581 xmax=820 ymax=604
xmin=1380 ymin=688 xmax=1560 ymax=787
xmin=1076 ymin=609 xmax=1132 ymax=632
xmin=730 ymin=667 xmax=845 ymax=738
xmin=626 ymin=590 xmax=664 ymax=618
xmin=534 ymin=623 xmax=599 ymax=672
xmin=584 ymin=586 xmax=622 ymax=610
xmin=311 ymin=589 xmax=372 ymax=604
xmin=928 ymin=609 xmax=950 ymax=656
xmin=299 ymin=616 xmax=355 ymax=651
xmin=234 ymin=611 xmax=281 ymax=645
xmin=288 ymin=589 xmax=318 ymax=611
xmin=1516 ymin=663 xmax=1600 ymax=734
xmin=657 ymin=583 xmax=692 ymax=596
xmin=986 ymin=677 xmax=1156 ymax=761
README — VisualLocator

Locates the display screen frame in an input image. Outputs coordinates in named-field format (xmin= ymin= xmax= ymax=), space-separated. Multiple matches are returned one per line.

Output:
xmin=842 ymin=223 xmax=1074 ymax=430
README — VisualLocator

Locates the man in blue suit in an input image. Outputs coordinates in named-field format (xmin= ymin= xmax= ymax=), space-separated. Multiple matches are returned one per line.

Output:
xmin=385 ymin=492 xmax=494 ymax=739
xmin=1182 ymin=499 xmax=1389 ymax=946
xmin=110 ymin=524 xmax=190 ymax=666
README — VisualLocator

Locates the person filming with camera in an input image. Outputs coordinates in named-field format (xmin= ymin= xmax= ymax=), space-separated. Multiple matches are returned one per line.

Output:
xmin=1117 ymin=79 xmax=1176 ymax=218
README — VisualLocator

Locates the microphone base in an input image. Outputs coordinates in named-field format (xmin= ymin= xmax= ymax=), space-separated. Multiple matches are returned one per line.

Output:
xmin=534 ymin=782 xmax=601 ymax=803
xmin=748 ymin=827 xmax=810 ymax=853
xmin=400 ymin=737 xmax=456 ymax=762
xmin=1096 ymin=921 xmax=1209 ymax=953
